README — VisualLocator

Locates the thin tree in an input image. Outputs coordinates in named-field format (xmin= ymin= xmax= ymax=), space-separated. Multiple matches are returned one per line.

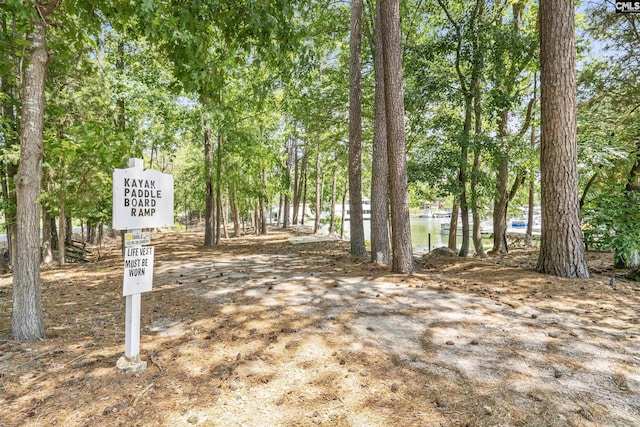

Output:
xmin=370 ymin=0 xmax=391 ymax=265
xmin=537 ymin=0 xmax=589 ymax=278
xmin=313 ymin=147 xmax=322 ymax=234
xmin=13 ymin=2 xmax=59 ymax=340
xmin=380 ymin=0 xmax=413 ymax=273
xmin=349 ymin=0 xmax=367 ymax=257
xmin=203 ymin=103 xmax=215 ymax=246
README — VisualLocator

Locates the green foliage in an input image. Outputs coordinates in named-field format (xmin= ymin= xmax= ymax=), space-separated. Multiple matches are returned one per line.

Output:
xmin=583 ymin=191 xmax=640 ymax=267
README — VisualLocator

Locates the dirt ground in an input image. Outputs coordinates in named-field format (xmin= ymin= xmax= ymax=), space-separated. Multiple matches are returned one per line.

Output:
xmin=0 ymin=227 xmax=639 ymax=427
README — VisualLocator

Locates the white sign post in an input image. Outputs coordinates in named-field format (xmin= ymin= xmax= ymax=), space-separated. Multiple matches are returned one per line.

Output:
xmin=114 ymin=158 xmax=173 ymax=373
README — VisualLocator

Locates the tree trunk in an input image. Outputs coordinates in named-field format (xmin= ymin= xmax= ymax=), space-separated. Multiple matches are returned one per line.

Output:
xmin=13 ymin=13 xmax=51 ymax=340
xmin=469 ymin=1 xmax=485 ymax=258
xmin=493 ymin=110 xmax=510 ymax=253
xmin=260 ymin=168 xmax=267 ymax=234
xmin=58 ymin=202 xmax=65 ymax=266
xmin=283 ymin=193 xmax=290 ymax=228
xmin=292 ymin=139 xmax=300 ymax=224
xmin=314 ymin=148 xmax=322 ymax=234
xmin=349 ymin=0 xmax=367 ymax=257
xmin=50 ymin=216 xmax=58 ymax=250
xmin=448 ymin=198 xmax=459 ymax=251
xmin=65 ymin=214 xmax=72 ymax=245
xmin=471 ymin=148 xmax=485 ymax=258
xmin=117 ymin=39 xmax=126 ymax=133
xmin=221 ymin=195 xmax=229 ymax=238
xmin=283 ymin=136 xmax=293 ymax=229
xmin=254 ymin=206 xmax=259 ymax=235
xmin=340 ymin=179 xmax=347 ymax=239
xmin=537 ymin=0 xmax=589 ymax=278
xmin=525 ymin=166 xmax=535 ymax=247
xmin=301 ymin=163 xmax=308 ymax=225
xmin=116 ymin=38 xmax=127 ymax=256
xmin=41 ymin=206 xmax=52 ymax=264
xmin=215 ymin=133 xmax=223 ymax=244
xmin=381 ymin=0 xmax=413 ymax=273
xmin=471 ymin=66 xmax=485 ymax=258
xmin=458 ymin=94 xmax=472 ymax=257
xmin=203 ymin=104 xmax=215 ymax=246
xmin=370 ymin=0 xmax=391 ymax=265
xmin=231 ymin=184 xmax=241 ymax=237
xmin=97 ymin=223 xmax=104 ymax=247
xmin=329 ymin=167 xmax=337 ymax=235
xmin=87 ymin=220 xmax=96 ymax=244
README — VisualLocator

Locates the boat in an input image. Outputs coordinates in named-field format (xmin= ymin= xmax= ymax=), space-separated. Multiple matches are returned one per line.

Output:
xmin=432 ymin=210 xmax=452 ymax=218
xmin=334 ymin=199 xmax=371 ymax=221
xmin=511 ymin=218 xmax=527 ymax=228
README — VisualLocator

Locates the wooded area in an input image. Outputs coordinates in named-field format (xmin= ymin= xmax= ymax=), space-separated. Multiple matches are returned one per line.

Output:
xmin=1 ymin=2 xmax=640 ymax=425
xmin=1 ymin=1 xmax=639 ymax=340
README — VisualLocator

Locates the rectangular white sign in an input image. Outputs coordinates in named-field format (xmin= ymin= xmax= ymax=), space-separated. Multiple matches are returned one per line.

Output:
xmin=113 ymin=167 xmax=174 ymax=230
xmin=123 ymin=246 xmax=154 ymax=296
xmin=125 ymin=232 xmax=151 ymax=247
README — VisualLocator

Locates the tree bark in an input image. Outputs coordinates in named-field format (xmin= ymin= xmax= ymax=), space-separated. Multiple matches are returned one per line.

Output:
xmin=493 ymin=110 xmax=510 ymax=253
xmin=458 ymin=93 xmax=472 ymax=257
xmin=231 ymin=184 xmax=241 ymax=237
xmin=301 ymin=160 xmax=308 ymax=225
xmin=116 ymin=39 xmax=126 ymax=133
xmin=65 ymin=214 xmax=72 ymax=244
xmin=329 ymin=166 xmax=337 ymax=235
xmin=283 ymin=136 xmax=293 ymax=228
xmin=203 ymin=103 xmax=215 ymax=246
xmin=292 ymin=138 xmax=300 ymax=224
xmin=41 ymin=205 xmax=52 ymax=263
xmin=470 ymin=0 xmax=485 ymax=258
xmin=314 ymin=148 xmax=322 ymax=234
xmin=340 ymin=178 xmax=347 ymax=239
xmin=58 ymin=201 xmax=65 ymax=266
xmin=370 ymin=0 xmax=391 ymax=265
xmin=221 ymin=195 xmax=229 ymax=238
xmin=115 ymin=37 xmax=127 ymax=256
xmin=537 ymin=0 xmax=589 ymax=278
xmin=525 ymin=163 xmax=535 ymax=247
xmin=13 ymin=11 xmax=52 ymax=340
xmin=349 ymin=0 xmax=367 ymax=257
xmin=97 ymin=223 xmax=104 ymax=247
xmin=215 ymin=133 xmax=223 ymax=244
xmin=471 ymin=148 xmax=484 ymax=258
xmin=277 ymin=193 xmax=283 ymax=227
xmin=471 ymin=59 xmax=485 ymax=258
xmin=381 ymin=0 xmax=413 ymax=273
xmin=448 ymin=198 xmax=459 ymax=251
xmin=260 ymin=168 xmax=267 ymax=234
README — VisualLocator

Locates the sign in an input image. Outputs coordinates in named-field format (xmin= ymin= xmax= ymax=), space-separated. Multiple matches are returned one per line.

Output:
xmin=123 ymin=246 xmax=155 ymax=296
xmin=125 ymin=232 xmax=151 ymax=247
xmin=616 ymin=2 xmax=640 ymax=12
xmin=112 ymin=166 xmax=174 ymax=230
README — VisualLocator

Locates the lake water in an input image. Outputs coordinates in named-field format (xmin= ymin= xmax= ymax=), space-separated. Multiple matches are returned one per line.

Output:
xmin=340 ymin=216 xmax=473 ymax=253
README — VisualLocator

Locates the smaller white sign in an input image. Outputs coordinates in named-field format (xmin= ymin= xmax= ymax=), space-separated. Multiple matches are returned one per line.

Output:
xmin=123 ymin=246 xmax=155 ymax=296
xmin=125 ymin=232 xmax=151 ymax=247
